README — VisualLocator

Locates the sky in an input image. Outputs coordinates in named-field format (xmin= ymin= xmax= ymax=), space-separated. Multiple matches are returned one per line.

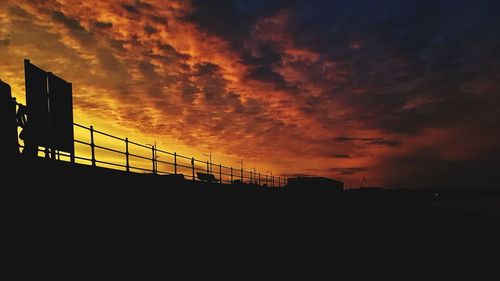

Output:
xmin=1 ymin=0 xmax=500 ymax=188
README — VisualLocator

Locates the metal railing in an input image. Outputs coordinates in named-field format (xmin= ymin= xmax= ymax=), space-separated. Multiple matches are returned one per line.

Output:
xmin=51 ymin=122 xmax=286 ymax=187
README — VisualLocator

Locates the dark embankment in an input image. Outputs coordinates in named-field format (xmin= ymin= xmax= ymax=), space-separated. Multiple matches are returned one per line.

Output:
xmin=3 ymin=157 xmax=499 ymax=280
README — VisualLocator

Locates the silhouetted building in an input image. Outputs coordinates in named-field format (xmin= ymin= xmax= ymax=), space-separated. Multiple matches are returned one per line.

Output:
xmin=0 ymin=79 xmax=19 ymax=159
xmin=287 ymin=176 xmax=344 ymax=191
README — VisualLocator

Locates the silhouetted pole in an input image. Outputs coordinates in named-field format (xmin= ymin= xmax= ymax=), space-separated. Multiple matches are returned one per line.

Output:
xmin=125 ymin=137 xmax=129 ymax=172
xmin=278 ymin=177 xmax=281 ymax=187
xmin=151 ymin=145 xmax=156 ymax=174
xmin=204 ymin=152 xmax=212 ymax=174
xmin=250 ymin=171 xmax=253 ymax=184
xmin=230 ymin=167 xmax=233 ymax=182
xmin=258 ymin=173 xmax=261 ymax=185
xmin=206 ymin=161 xmax=209 ymax=174
xmin=219 ymin=164 xmax=222 ymax=183
xmin=237 ymin=160 xmax=243 ymax=182
xmin=174 ymin=152 xmax=177 ymax=174
xmin=265 ymin=174 xmax=268 ymax=186
xmin=90 ymin=125 xmax=96 ymax=166
xmin=272 ymin=176 xmax=274 ymax=187
xmin=191 ymin=157 xmax=195 ymax=180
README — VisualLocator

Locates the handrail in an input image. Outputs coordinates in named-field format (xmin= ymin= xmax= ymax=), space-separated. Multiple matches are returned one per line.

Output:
xmin=19 ymin=118 xmax=287 ymax=187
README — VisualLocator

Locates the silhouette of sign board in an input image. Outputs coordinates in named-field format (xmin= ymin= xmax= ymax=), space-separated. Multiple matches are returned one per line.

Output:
xmin=25 ymin=59 xmax=50 ymax=147
xmin=24 ymin=59 xmax=74 ymax=154
xmin=48 ymin=73 xmax=74 ymax=153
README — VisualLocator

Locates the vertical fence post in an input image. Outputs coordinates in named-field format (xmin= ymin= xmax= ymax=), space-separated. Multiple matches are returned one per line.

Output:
xmin=90 ymin=125 xmax=96 ymax=166
xmin=174 ymin=152 xmax=177 ymax=175
xmin=191 ymin=157 xmax=195 ymax=180
xmin=219 ymin=164 xmax=222 ymax=184
xmin=258 ymin=173 xmax=261 ymax=185
xmin=206 ymin=161 xmax=209 ymax=174
xmin=151 ymin=145 xmax=156 ymax=174
xmin=230 ymin=167 xmax=233 ymax=183
xmin=125 ymin=137 xmax=129 ymax=172
xmin=272 ymin=176 xmax=274 ymax=187
xmin=278 ymin=177 xmax=281 ymax=187
xmin=241 ymin=168 xmax=243 ymax=182
xmin=265 ymin=174 xmax=268 ymax=186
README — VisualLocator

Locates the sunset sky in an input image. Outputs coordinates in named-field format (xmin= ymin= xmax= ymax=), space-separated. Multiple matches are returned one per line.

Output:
xmin=1 ymin=0 xmax=500 ymax=188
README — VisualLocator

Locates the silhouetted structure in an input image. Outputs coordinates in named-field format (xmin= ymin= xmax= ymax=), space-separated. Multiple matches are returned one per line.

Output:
xmin=24 ymin=59 xmax=74 ymax=161
xmin=0 ymin=79 xmax=19 ymax=159
xmin=197 ymin=172 xmax=218 ymax=183
xmin=287 ymin=176 xmax=344 ymax=191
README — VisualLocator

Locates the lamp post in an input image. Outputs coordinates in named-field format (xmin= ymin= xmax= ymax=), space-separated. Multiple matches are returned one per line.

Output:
xmin=203 ymin=152 xmax=212 ymax=174
xmin=146 ymin=141 xmax=158 ymax=174
xmin=237 ymin=159 xmax=243 ymax=182
xmin=252 ymin=167 xmax=256 ymax=184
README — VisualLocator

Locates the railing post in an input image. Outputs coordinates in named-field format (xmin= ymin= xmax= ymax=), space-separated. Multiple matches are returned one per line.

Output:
xmin=241 ymin=168 xmax=243 ymax=182
xmin=174 ymin=152 xmax=177 ymax=174
xmin=230 ymin=167 xmax=233 ymax=183
xmin=258 ymin=173 xmax=261 ymax=185
xmin=151 ymin=145 xmax=156 ymax=174
xmin=272 ymin=176 xmax=274 ymax=187
xmin=265 ymin=174 xmax=268 ymax=186
xmin=206 ymin=161 xmax=209 ymax=174
xmin=219 ymin=164 xmax=222 ymax=184
xmin=90 ymin=125 xmax=96 ymax=166
xmin=191 ymin=157 xmax=195 ymax=180
xmin=125 ymin=137 xmax=130 ymax=172
xmin=250 ymin=171 xmax=253 ymax=184
xmin=278 ymin=177 xmax=281 ymax=187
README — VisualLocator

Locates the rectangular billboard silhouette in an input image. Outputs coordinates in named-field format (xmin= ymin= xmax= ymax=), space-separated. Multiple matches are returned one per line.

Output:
xmin=24 ymin=59 xmax=49 ymax=147
xmin=48 ymin=73 xmax=74 ymax=154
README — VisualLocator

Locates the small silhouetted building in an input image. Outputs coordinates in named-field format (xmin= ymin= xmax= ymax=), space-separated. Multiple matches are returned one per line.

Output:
xmin=287 ymin=176 xmax=344 ymax=191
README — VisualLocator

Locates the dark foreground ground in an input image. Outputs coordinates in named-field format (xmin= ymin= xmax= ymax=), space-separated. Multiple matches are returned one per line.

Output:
xmin=3 ymin=158 xmax=500 ymax=280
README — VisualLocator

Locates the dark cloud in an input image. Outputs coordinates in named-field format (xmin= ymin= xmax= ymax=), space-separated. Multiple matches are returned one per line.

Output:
xmin=367 ymin=139 xmax=402 ymax=148
xmin=51 ymin=11 xmax=86 ymax=31
xmin=330 ymin=154 xmax=351 ymax=159
xmin=330 ymin=167 xmax=369 ymax=176
xmin=94 ymin=21 xmax=113 ymax=29
xmin=121 ymin=4 xmax=140 ymax=14
xmin=241 ymin=43 xmax=282 ymax=66
xmin=187 ymin=0 xmax=286 ymax=49
xmin=150 ymin=15 xmax=168 ymax=25
xmin=143 ymin=25 xmax=157 ymax=35
xmin=247 ymin=66 xmax=287 ymax=87
xmin=335 ymin=137 xmax=402 ymax=148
